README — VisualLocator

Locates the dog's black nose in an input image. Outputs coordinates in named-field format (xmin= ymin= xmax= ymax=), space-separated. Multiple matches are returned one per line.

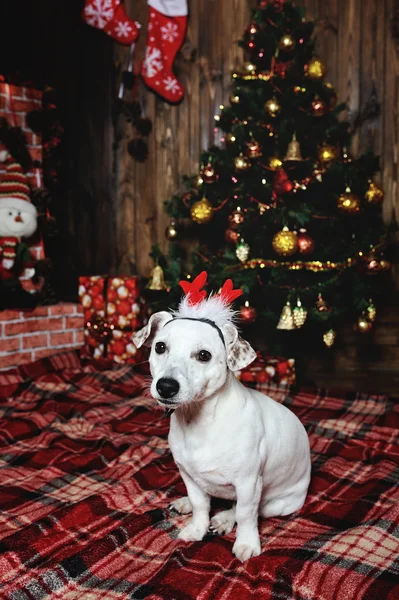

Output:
xmin=156 ymin=377 xmax=180 ymax=399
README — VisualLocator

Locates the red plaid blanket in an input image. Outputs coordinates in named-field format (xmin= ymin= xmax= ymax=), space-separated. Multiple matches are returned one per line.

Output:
xmin=0 ymin=352 xmax=398 ymax=599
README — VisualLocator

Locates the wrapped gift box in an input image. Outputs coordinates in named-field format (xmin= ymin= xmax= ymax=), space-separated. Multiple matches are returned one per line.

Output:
xmin=78 ymin=276 xmax=148 ymax=364
xmin=237 ymin=351 xmax=296 ymax=387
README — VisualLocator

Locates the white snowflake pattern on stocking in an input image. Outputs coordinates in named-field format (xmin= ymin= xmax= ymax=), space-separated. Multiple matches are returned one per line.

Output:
xmin=84 ymin=0 xmax=115 ymax=29
xmin=143 ymin=47 xmax=163 ymax=78
xmin=114 ymin=20 xmax=133 ymax=38
xmin=160 ymin=21 xmax=179 ymax=43
xmin=163 ymin=76 xmax=180 ymax=95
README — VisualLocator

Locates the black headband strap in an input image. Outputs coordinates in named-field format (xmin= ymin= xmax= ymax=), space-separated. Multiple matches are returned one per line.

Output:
xmin=163 ymin=317 xmax=225 ymax=345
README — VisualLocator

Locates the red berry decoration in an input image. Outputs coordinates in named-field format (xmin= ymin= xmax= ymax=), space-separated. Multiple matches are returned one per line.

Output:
xmin=297 ymin=229 xmax=315 ymax=255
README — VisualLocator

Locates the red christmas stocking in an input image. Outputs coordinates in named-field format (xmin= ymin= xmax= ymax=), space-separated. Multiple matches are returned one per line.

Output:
xmin=141 ymin=0 xmax=188 ymax=103
xmin=82 ymin=0 xmax=140 ymax=45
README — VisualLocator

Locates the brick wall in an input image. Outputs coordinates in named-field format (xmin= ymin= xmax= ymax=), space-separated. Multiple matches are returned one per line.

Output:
xmin=0 ymin=304 xmax=84 ymax=370
xmin=0 ymin=83 xmax=45 ymax=291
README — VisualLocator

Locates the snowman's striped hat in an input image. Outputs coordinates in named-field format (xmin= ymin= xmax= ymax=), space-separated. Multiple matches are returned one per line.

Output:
xmin=0 ymin=158 xmax=37 ymax=217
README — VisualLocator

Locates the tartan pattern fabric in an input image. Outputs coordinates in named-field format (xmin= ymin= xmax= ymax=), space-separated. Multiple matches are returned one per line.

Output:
xmin=0 ymin=352 xmax=398 ymax=599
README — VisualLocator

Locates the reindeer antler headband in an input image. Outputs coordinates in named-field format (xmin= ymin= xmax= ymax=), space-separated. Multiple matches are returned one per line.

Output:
xmin=179 ymin=271 xmax=243 ymax=306
xmin=163 ymin=271 xmax=243 ymax=344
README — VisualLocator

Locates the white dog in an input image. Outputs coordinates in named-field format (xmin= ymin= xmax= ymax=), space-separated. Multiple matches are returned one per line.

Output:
xmin=133 ymin=274 xmax=311 ymax=562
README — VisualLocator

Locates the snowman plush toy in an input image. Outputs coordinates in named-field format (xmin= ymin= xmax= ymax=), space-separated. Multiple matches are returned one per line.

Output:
xmin=0 ymin=145 xmax=38 ymax=310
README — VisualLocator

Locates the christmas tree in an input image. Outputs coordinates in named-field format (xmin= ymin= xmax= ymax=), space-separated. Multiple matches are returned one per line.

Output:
xmin=148 ymin=0 xmax=390 ymax=355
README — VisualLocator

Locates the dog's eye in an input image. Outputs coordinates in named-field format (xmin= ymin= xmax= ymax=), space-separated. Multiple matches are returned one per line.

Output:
xmin=155 ymin=342 xmax=166 ymax=354
xmin=197 ymin=350 xmax=212 ymax=362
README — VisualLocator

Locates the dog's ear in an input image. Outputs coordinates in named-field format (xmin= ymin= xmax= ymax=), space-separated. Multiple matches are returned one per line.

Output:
xmin=221 ymin=323 xmax=257 ymax=371
xmin=133 ymin=311 xmax=172 ymax=348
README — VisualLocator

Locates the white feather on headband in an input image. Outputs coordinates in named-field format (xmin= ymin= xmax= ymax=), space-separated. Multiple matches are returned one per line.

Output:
xmin=173 ymin=271 xmax=242 ymax=328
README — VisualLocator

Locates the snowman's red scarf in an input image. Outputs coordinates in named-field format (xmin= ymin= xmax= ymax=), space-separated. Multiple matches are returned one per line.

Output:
xmin=0 ymin=236 xmax=18 ymax=260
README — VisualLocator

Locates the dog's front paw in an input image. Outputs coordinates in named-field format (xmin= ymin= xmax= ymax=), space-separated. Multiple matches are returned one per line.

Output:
xmin=178 ymin=521 xmax=208 ymax=542
xmin=169 ymin=496 xmax=192 ymax=514
xmin=210 ymin=509 xmax=236 ymax=535
xmin=233 ymin=537 xmax=261 ymax=562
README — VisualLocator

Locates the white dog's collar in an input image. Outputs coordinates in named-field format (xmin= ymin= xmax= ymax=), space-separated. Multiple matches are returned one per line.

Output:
xmin=164 ymin=317 xmax=225 ymax=345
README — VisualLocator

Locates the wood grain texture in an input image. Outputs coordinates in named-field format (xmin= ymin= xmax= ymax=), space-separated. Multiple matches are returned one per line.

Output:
xmin=115 ymin=0 xmax=399 ymax=394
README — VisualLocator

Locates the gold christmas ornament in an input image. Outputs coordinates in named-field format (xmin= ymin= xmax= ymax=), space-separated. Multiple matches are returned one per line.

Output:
xmin=229 ymin=207 xmax=245 ymax=228
xmin=264 ymin=97 xmax=281 ymax=118
xmin=272 ymin=226 xmax=298 ymax=257
xmin=225 ymin=132 xmax=236 ymax=145
xmin=277 ymin=301 xmax=295 ymax=330
xmin=323 ymin=329 xmax=336 ymax=348
xmin=284 ymin=133 xmax=303 ymax=162
xmin=337 ymin=187 xmax=361 ymax=214
xmin=236 ymin=240 xmax=250 ymax=263
xmin=305 ymin=57 xmax=327 ymax=80
xmin=245 ymin=139 xmax=262 ymax=158
xmin=165 ymin=219 xmax=178 ymax=241
xmin=234 ymin=154 xmax=251 ymax=172
xmin=268 ymin=156 xmax=283 ymax=171
xmin=190 ymin=196 xmax=213 ymax=224
xmin=293 ymin=297 xmax=307 ymax=328
xmin=365 ymin=181 xmax=384 ymax=205
xmin=147 ymin=265 xmax=168 ymax=291
xmin=318 ymin=144 xmax=338 ymax=164
xmin=278 ymin=34 xmax=296 ymax=52
xmin=357 ymin=314 xmax=373 ymax=333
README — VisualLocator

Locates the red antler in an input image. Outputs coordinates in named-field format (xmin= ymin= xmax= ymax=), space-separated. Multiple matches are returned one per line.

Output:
xmin=179 ymin=271 xmax=208 ymax=305
xmin=218 ymin=279 xmax=243 ymax=304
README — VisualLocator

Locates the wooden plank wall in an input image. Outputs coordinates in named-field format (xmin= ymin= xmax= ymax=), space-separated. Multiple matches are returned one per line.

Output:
xmin=117 ymin=0 xmax=399 ymax=277
xmin=115 ymin=0 xmax=399 ymax=394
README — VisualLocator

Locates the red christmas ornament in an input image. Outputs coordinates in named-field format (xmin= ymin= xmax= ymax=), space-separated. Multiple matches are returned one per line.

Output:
xmin=273 ymin=168 xmax=293 ymax=195
xmin=225 ymin=228 xmax=240 ymax=244
xmin=201 ymin=163 xmax=218 ymax=184
xmin=297 ymin=229 xmax=315 ymax=255
xmin=239 ymin=301 xmax=257 ymax=324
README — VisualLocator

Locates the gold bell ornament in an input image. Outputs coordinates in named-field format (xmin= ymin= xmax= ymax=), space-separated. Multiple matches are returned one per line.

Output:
xmin=284 ymin=133 xmax=303 ymax=162
xmin=190 ymin=196 xmax=213 ymax=224
xmin=316 ymin=293 xmax=329 ymax=312
xmin=147 ymin=265 xmax=168 ymax=291
xmin=293 ymin=297 xmax=307 ymax=328
xmin=277 ymin=301 xmax=295 ymax=330
xmin=323 ymin=329 xmax=336 ymax=348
